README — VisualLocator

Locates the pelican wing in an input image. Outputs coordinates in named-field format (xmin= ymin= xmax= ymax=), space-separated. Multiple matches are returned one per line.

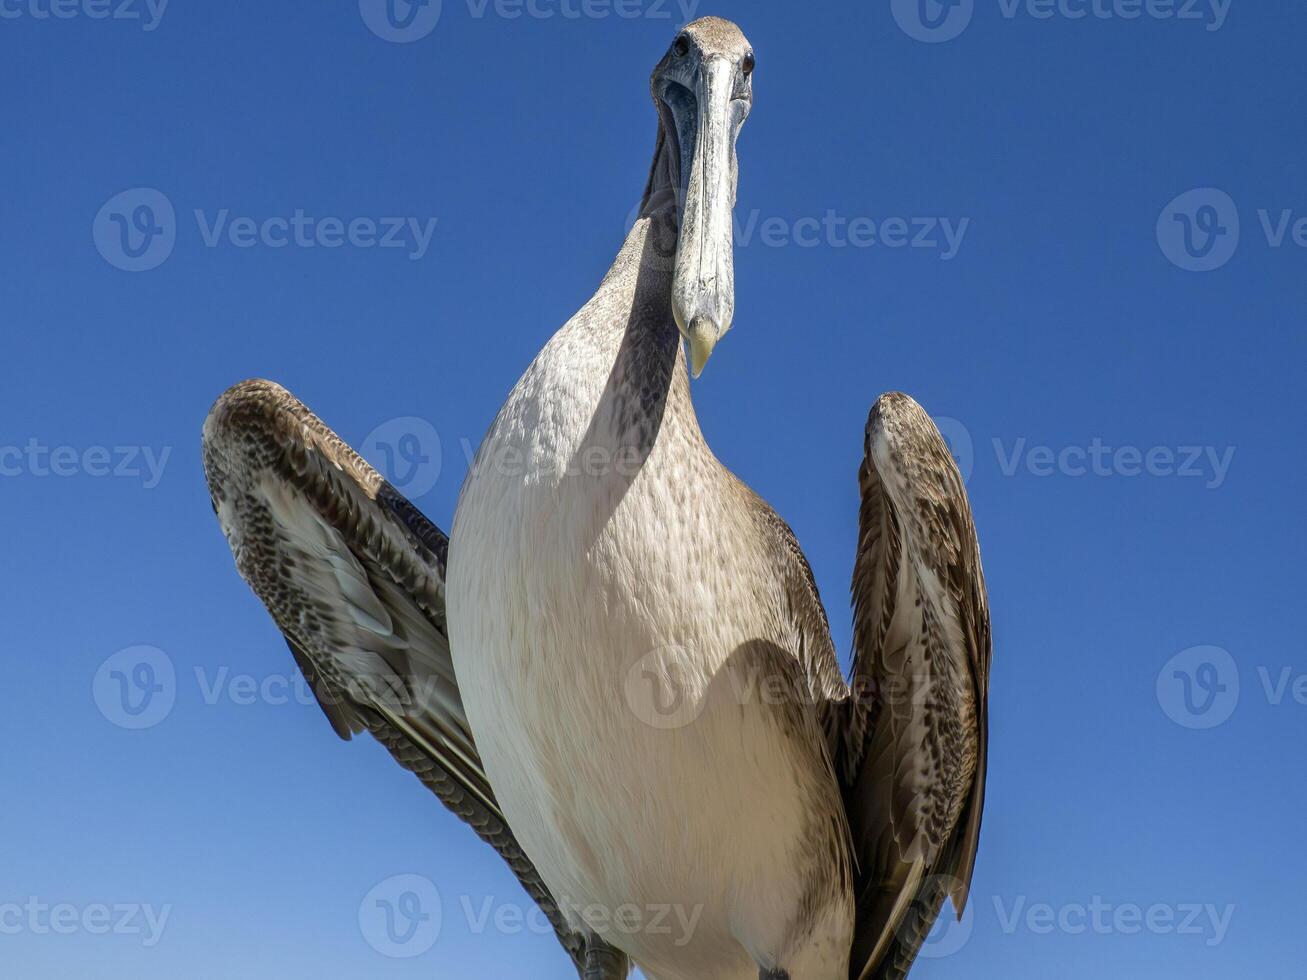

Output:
xmin=843 ymin=393 xmax=991 ymax=980
xmin=202 ymin=380 xmax=587 ymax=972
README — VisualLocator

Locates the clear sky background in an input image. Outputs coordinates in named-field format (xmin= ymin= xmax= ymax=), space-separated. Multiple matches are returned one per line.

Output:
xmin=3 ymin=1 xmax=1305 ymax=977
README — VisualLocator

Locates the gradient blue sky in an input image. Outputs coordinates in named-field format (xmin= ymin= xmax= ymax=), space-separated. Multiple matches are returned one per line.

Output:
xmin=3 ymin=1 xmax=1305 ymax=977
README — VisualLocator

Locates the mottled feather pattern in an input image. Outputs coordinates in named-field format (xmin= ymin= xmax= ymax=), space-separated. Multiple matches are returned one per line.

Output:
xmin=202 ymin=379 xmax=596 ymax=975
xmin=844 ymin=392 xmax=990 ymax=980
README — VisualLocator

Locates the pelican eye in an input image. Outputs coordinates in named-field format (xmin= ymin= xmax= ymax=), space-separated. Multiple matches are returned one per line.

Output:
xmin=673 ymin=35 xmax=690 ymax=58
xmin=742 ymin=53 xmax=755 ymax=76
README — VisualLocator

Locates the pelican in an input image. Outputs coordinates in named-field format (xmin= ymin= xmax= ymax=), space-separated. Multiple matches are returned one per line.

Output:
xmin=203 ymin=17 xmax=990 ymax=980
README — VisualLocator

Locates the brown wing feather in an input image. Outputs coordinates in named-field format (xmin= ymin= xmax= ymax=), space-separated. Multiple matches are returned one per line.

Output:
xmin=843 ymin=392 xmax=991 ymax=980
xmin=202 ymin=379 xmax=595 ymax=974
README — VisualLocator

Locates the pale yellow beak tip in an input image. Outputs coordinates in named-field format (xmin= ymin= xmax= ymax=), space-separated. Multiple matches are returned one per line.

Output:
xmin=688 ymin=322 xmax=716 ymax=379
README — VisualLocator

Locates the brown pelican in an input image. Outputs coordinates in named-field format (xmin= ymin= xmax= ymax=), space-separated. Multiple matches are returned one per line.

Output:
xmin=203 ymin=17 xmax=990 ymax=980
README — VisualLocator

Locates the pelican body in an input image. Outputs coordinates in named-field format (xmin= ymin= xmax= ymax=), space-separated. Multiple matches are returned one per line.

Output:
xmin=203 ymin=17 xmax=990 ymax=980
xmin=448 ymin=216 xmax=852 ymax=980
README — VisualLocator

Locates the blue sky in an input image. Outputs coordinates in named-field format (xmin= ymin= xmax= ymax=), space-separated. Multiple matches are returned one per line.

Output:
xmin=3 ymin=1 xmax=1305 ymax=977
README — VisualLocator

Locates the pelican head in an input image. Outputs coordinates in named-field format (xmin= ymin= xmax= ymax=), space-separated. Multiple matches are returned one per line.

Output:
xmin=647 ymin=16 xmax=754 ymax=377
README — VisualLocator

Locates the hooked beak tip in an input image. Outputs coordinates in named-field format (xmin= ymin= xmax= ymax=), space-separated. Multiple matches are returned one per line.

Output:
xmin=687 ymin=316 xmax=718 ymax=379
